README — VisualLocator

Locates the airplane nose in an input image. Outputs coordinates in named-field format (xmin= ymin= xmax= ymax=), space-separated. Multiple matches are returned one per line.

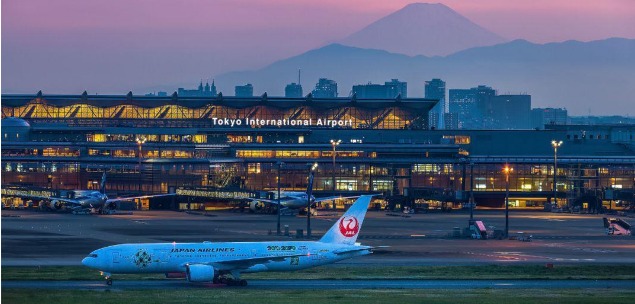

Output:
xmin=82 ymin=257 xmax=96 ymax=268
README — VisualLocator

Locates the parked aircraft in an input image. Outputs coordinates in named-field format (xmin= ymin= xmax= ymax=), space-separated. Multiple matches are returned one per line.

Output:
xmin=20 ymin=172 xmax=173 ymax=214
xmin=82 ymin=195 xmax=375 ymax=286
xmin=247 ymin=191 xmax=357 ymax=213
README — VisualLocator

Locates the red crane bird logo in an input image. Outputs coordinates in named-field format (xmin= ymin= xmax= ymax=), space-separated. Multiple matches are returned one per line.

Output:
xmin=338 ymin=216 xmax=359 ymax=237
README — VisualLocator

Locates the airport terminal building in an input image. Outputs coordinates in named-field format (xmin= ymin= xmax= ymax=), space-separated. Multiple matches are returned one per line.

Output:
xmin=2 ymin=93 xmax=634 ymax=211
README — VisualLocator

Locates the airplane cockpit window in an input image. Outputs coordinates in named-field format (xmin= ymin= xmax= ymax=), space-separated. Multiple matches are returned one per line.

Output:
xmin=89 ymin=254 xmax=98 ymax=258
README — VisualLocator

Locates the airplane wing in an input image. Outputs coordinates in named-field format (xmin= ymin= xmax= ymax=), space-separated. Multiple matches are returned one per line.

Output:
xmin=4 ymin=192 xmax=83 ymax=206
xmin=242 ymin=198 xmax=279 ymax=204
xmin=185 ymin=253 xmax=308 ymax=270
xmin=314 ymin=196 xmax=359 ymax=203
xmin=106 ymin=193 xmax=175 ymax=203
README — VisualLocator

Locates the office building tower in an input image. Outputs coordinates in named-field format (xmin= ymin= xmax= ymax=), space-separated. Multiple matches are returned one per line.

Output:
xmin=425 ymin=79 xmax=445 ymax=129
xmin=531 ymin=108 xmax=568 ymax=129
xmin=285 ymin=83 xmax=303 ymax=98
xmin=235 ymin=84 xmax=254 ymax=97
xmin=312 ymin=78 xmax=338 ymax=98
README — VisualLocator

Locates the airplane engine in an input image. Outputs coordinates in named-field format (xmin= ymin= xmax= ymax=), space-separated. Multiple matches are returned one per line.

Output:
xmin=49 ymin=200 xmax=63 ymax=210
xmin=250 ymin=201 xmax=265 ymax=212
xmin=104 ymin=201 xmax=117 ymax=210
xmin=185 ymin=264 xmax=216 ymax=282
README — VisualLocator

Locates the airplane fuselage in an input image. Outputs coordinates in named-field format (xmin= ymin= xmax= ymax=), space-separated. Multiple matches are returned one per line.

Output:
xmin=73 ymin=193 xmax=108 ymax=209
xmin=83 ymin=241 xmax=371 ymax=274
xmin=278 ymin=195 xmax=315 ymax=209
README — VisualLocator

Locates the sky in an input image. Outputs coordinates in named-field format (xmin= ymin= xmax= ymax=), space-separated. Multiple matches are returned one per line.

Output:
xmin=2 ymin=0 xmax=635 ymax=100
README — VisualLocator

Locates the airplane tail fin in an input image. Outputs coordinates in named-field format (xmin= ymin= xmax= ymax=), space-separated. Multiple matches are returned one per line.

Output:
xmin=319 ymin=195 xmax=373 ymax=245
xmin=100 ymin=172 xmax=107 ymax=194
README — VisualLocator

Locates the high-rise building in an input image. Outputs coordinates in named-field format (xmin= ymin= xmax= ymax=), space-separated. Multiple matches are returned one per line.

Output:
xmin=352 ymin=79 xmax=407 ymax=99
xmin=285 ymin=83 xmax=303 ymax=98
xmin=425 ymin=79 xmax=446 ymax=129
xmin=177 ymin=80 xmax=217 ymax=97
xmin=235 ymin=84 xmax=254 ymax=97
xmin=449 ymin=88 xmax=480 ymax=129
xmin=484 ymin=95 xmax=532 ymax=129
xmin=444 ymin=112 xmax=459 ymax=130
xmin=385 ymin=79 xmax=407 ymax=98
xmin=352 ymin=83 xmax=384 ymax=98
xmin=531 ymin=108 xmax=568 ymax=129
xmin=449 ymin=85 xmax=532 ymax=129
xmin=312 ymin=78 xmax=338 ymax=98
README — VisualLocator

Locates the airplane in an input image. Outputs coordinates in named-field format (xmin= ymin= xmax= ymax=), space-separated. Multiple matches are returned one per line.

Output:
xmin=82 ymin=195 xmax=375 ymax=286
xmin=246 ymin=191 xmax=358 ymax=214
xmin=25 ymin=172 xmax=173 ymax=214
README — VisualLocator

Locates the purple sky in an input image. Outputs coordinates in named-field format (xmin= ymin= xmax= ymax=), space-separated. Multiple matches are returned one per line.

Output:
xmin=2 ymin=0 xmax=635 ymax=94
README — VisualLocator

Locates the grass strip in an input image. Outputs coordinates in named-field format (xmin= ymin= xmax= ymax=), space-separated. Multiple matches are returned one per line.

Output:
xmin=3 ymin=288 xmax=635 ymax=304
xmin=3 ymin=265 xmax=635 ymax=281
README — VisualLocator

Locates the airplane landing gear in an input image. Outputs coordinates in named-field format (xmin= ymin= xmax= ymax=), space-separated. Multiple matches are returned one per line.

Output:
xmin=103 ymin=272 xmax=113 ymax=286
xmin=216 ymin=275 xmax=247 ymax=286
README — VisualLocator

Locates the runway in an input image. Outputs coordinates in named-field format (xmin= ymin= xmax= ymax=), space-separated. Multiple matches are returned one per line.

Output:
xmin=4 ymin=279 xmax=635 ymax=290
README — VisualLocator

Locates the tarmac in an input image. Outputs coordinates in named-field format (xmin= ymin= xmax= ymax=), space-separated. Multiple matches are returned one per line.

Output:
xmin=2 ymin=208 xmax=634 ymax=266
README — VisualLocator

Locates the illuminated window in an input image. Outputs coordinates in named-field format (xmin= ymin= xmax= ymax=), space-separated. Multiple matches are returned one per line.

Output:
xmin=193 ymin=134 xmax=207 ymax=143
xmin=442 ymin=135 xmax=470 ymax=144
xmin=113 ymin=150 xmax=136 ymax=158
xmin=43 ymin=148 xmax=79 ymax=157
xmin=454 ymin=136 xmax=470 ymax=144
xmin=298 ymin=136 xmax=304 ymax=144
xmin=413 ymin=164 xmax=439 ymax=173
xmin=228 ymin=135 xmax=252 ymax=143
xmin=248 ymin=163 xmax=261 ymax=174
xmin=91 ymin=134 xmax=107 ymax=142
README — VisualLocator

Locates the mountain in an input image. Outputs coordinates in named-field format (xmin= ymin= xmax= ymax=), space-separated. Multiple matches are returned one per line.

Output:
xmin=339 ymin=3 xmax=507 ymax=57
xmin=214 ymin=38 xmax=635 ymax=115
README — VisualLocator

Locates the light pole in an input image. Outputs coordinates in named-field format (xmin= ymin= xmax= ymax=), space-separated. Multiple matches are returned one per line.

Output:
xmin=276 ymin=161 xmax=284 ymax=235
xmin=136 ymin=136 xmax=146 ymax=193
xmin=551 ymin=140 xmax=563 ymax=208
xmin=503 ymin=165 xmax=513 ymax=238
xmin=330 ymin=139 xmax=341 ymax=192
xmin=307 ymin=162 xmax=318 ymax=238
xmin=469 ymin=162 xmax=475 ymax=223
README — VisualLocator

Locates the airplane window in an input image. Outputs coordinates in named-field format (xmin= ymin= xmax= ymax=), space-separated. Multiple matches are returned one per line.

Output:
xmin=89 ymin=254 xmax=98 ymax=258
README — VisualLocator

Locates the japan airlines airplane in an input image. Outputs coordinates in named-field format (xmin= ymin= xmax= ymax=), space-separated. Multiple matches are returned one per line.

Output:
xmin=82 ymin=195 xmax=375 ymax=286
xmin=26 ymin=172 xmax=173 ymax=214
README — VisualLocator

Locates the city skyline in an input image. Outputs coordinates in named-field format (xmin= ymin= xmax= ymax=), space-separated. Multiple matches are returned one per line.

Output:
xmin=3 ymin=1 xmax=635 ymax=115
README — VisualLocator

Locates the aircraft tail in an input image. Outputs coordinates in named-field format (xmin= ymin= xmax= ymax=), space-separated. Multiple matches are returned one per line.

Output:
xmin=100 ymin=172 xmax=107 ymax=194
xmin=319 ymin=195 xmax=373 ymax=245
